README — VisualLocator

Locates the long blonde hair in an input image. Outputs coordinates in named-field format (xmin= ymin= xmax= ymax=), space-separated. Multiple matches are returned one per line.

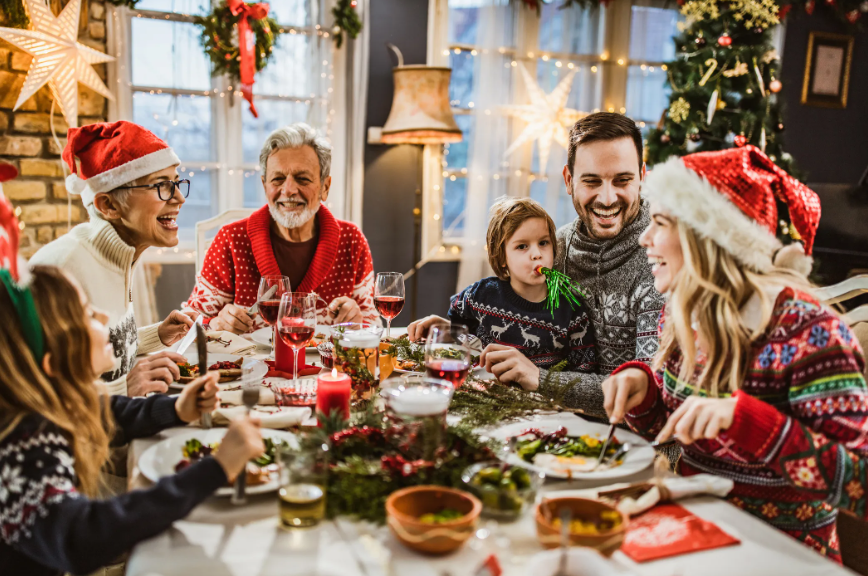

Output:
xmin=0 ymin=266 xmax=113 ymax=496
xmin=654 ymin=222 xmax=813 ymax=397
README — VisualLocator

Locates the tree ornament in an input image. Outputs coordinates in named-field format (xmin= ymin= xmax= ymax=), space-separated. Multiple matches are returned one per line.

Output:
xmin=0 ymin=0 xmax=115 ymax=129
xmin=862 ymin=1 xmax=868 ymax=12
xmin=332 ymin=0 xmax=363 ymax=48
xmin=707 ymin=88 xmax=720 ymax=124
xmin=698 ymin=58 xmax=718 ymax=86
xmin=718 ymin=33 xmax=732 ymax=46
xmin=753 ymin=27 xmax=764 ymax=34
xmin=806 ymin=0 xmax=815 ymax=14
xmin=533 ymin=266 xmax=587 ymax=317
xmin=723 ymin=61 xmax=748 ymax=77
xmin=778 ymin=4 xmax=792 ymax=18
xmin=759 ymin=127 xmax=767 ymax=152
xmin=769 ymin=79 xmax=782 ymax=93
xmin=846 ymin=9 xmax=860 ymax=21
xmin=717 ymin=99 xmax=727 ymax=110
xmin=661 ymin=133 xmax=671 ymax=144
xmin=689 ymin=132 xmax=702 ymax=142
xmin=695 ymin=35 xmax=707 ymax=47
xmin=775 ymin=122 xmax=785 ymax=132
xmin=734 ymin=134 xmax=747 ymax=147
xmin=826 ymin=0 xmax=836 ymax=5
xmin=669 ymin=97 xmax=691 ymax=123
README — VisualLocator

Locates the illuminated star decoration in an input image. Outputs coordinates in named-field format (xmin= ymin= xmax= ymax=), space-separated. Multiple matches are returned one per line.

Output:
xmin=0 ymin=0 xmax=115 ymax=128
xmin=501 ymin=63 xmax=587 ymax=172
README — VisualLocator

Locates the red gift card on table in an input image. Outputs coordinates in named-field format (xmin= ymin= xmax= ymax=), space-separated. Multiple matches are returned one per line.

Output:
xmin=621 ymin=503 xmax=740 ymax=562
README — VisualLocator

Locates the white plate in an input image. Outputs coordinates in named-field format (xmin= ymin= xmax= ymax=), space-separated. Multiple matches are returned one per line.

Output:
xmin=170 ymin=355 xmax=269 ymax=390
xmin=250 ymin=327 xmax=273 ymax=348
xmin=488 ymin=416 xmax=654 ymax=480
xmin=138 ymin=428 xmax=298 ymax=496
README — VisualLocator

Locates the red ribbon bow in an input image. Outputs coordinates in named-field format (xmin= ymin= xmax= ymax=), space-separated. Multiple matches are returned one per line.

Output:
xmin=227 ymin=0 xmax=269 ymax=118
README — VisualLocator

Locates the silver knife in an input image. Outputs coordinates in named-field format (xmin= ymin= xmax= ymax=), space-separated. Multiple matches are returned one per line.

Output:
xmin=593 ymin=424 xmax=616 ymax=470
xmin=247 ymin=284 xmax=278 ymax=316
xmin=196 ymin=322 xmax=212 ymax=429
xmin=175 ymin=316 xmax=201 ymax=356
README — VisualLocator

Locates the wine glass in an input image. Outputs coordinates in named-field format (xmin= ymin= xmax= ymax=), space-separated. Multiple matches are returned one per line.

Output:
xmin=258 ymin=275 xmax=291 ymax=359
xmin=424 ymin=323 xmax=471 ymax=389
xmin=374 ymin=272 xmax=405 ymax=339
xmin=277 ymin=293 xmax=317 ymax=383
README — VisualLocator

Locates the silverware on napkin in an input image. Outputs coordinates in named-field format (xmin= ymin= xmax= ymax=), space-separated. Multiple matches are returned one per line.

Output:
xmin=196 ymin=323 xmax=212 ymax=429
xmin=247 ymin=284 xmax=278 ymax=316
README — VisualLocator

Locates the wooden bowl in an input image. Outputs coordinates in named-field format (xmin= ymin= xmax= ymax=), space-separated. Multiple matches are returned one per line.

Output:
xmin=385 ymin=485 xmax=481 ymax=555
xmin=535 ymin=497 xmax=628 ymax=557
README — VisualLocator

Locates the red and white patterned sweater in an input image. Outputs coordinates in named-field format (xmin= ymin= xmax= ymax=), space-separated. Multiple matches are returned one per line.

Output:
xmin=184 ymin=205 xmax=377 ymax=330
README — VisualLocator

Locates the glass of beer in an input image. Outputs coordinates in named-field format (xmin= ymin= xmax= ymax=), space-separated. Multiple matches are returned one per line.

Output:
xmin=329 ymin=322 xmax=384 ymax=400
xmin=278 ymin=434 xmax=329 ymax=528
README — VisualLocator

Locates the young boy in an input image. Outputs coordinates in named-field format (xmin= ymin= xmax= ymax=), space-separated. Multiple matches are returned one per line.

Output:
xmin=410 ymin=197 xmax=596 ymax=379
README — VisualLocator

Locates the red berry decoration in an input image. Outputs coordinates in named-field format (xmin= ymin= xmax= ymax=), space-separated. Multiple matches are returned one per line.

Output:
xmin=846 ymin=9 xmax=860 ymax=22
xmin=695 ymin=36 xmax=707 ymax=47
xmin=718 ymin=33 xmax=732 ymax=47
xmin=734 ymin=135 xmax=747 ymax=147
xmin=769 ymin=79 xmax=782 ymax=93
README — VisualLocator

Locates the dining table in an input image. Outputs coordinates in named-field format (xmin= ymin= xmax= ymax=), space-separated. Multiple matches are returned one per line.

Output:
xmin=124 ymin=328 xmax=857 ymax=576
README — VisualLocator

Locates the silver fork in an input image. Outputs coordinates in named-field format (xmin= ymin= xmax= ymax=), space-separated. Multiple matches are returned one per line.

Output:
xmin=554 ymin=508 xmax=572 ymax=576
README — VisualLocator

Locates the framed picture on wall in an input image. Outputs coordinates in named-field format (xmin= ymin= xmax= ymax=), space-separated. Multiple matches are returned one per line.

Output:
xmin=801 ymin=31 xmax=854 ymax=109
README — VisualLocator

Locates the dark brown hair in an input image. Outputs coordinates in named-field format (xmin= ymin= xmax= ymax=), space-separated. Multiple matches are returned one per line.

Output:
xmin=486 ymin=197 xmax=558 ymax=280
xmin=566 ymin=112 xmax=643 ymax=175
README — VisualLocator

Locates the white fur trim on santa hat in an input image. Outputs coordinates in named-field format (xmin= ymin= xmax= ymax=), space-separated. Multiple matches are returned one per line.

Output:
xmin=67 ymin=147 xmax=181 ymax=204
xmin=644 ymin=156 xmax=782 ymax=273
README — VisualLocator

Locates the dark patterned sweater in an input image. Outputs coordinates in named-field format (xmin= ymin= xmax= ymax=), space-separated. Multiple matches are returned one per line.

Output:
xmin=619 ymin=288 xmax=868 ymax=562
xmin=0 ymin=395 xmax=227 ymax=576
xmin=447 ymin=277 xmax=596 ymax=372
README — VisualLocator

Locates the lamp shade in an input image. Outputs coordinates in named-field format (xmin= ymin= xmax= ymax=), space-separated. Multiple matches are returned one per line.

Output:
xmin=381 ymin=65 xmax=463 ymax=145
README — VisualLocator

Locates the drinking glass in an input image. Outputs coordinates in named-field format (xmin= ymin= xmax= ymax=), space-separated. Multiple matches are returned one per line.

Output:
xmin=374 ymin=272 xmax=405 ymax=339
xmin=424 ymin=323 xmax=471 ymax=389
xmin=277 ymin=292 xmax=317 ymax=383
xmin=278 ymin=434 xmax=329 ymax=528
xmin=329 ymin=322 xmax=384 ymax=399
xmin=258 ymin=275 xmax=291 ymax=360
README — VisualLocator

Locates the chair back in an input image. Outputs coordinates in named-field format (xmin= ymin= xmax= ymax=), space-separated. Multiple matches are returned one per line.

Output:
xmin=195 ymin=208 xmax=255 ymax=276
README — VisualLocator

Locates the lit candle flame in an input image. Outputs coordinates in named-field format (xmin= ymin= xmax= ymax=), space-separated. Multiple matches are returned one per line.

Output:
xmin=332 ymin=368 xmax=338 ymax=378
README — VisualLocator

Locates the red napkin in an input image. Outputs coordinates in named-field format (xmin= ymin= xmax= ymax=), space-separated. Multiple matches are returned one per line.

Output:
xmin=265 ymin=360 xmax=321 ymax=378
xmin=272 ymin=326 xmax=322 ymax=376
xmin=620 ymin=504 xmax=740 ymax=562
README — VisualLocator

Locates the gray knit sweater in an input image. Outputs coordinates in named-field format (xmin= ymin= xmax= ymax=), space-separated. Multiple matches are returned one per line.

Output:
xmin=538 ymin=198 xmax=664 ymax=418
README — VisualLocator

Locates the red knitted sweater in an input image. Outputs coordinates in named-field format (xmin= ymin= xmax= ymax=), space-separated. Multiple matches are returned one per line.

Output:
xmin=184 ymin=205 xmax=377 ymax=330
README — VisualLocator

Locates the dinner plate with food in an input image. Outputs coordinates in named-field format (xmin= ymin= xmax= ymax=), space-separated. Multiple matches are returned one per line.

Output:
xmin=489 ymin=417 xmax=654 ymax=480
xmin=138 ymin=428 xmax=297 ymax=496
xmin=171 ymin=354 xmax=268 ymax=390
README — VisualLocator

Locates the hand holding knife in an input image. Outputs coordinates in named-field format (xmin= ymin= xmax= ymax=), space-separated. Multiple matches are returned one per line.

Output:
xmin=196 ymin=322 xmax=212 ymax=429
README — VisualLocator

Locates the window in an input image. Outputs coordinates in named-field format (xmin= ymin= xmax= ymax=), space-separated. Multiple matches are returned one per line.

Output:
xmin=109 ymin=0 xmax=339 ymax=258
xmin=427 ymin=0 xmax=681 ymax=256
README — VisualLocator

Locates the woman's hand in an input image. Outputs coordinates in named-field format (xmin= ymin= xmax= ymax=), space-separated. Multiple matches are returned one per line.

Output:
xmin=158 ymin=310 xmax=198 ymax=345
xmin=329 ymin=296 xmax=362 ymax=324
xmin=406 ymin=315 xmax=449 ymax=342
xmin=126 ymin=351 xmax=187 ymax=396
xmin=601 ymin=368 xmax=650 ymax=424
xmin=655 ymin=396 xmax=736 ymax=445
xmin=210 ymin=304 xmax=254 ymax=334
xmin=174 ymin=371 xmax=220 ymax=423
xmin=480 ymin=344 xmax=540 ymax=390
xmin=213 ymin=415 xmax=264 ymax=482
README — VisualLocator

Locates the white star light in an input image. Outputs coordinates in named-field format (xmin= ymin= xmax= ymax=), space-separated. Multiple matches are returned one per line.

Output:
xmin=0 ymin=0 xmax=115 ymax=128
xmin=501 ymin=64 xmax=587 ymax=172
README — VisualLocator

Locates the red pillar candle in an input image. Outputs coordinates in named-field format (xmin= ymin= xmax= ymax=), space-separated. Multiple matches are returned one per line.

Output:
xmin=274 ymin=324 xmax=305 ymax=372
xmin=316 ymin=368 xmax=352 ymax=423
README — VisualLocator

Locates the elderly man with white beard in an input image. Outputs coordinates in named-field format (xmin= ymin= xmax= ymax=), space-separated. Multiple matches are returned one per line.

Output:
xmin=184 ymin=123 xmax=378 ymax=333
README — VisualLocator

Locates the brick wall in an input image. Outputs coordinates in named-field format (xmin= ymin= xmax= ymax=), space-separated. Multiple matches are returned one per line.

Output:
xmin=0 ymin=0 xmax=109 ymax=257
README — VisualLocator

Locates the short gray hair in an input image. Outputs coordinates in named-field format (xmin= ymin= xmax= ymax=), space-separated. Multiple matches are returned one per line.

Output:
xmin=259 ymin=123 xmax=332 ymax=183
xmin=86 ymin=182 xmax=135 ymax=221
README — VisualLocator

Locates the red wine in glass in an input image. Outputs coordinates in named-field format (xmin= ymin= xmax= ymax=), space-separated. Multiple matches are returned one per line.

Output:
xmin=259 ymin=300 xmax=281 ymax=325
xmin=374 ymin=296 xmax=405 ymax=320
xmin=426 ymin=359 xmax=470 ymax=389
xmin=279 ymin=325 xmax=315 ymax=350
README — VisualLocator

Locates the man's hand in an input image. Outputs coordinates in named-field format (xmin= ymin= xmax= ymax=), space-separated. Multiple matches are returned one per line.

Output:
xmin=406 ymin=315 xmax=449 ymax=342
xmin=656 ymin=396 xmax=736 ymax=446
xmin=329 ymin=296 xmax=362 ymax=324
xmin=480 ymin=343 xmax=540 ymax=390
xmin=175 ymin=371 xmax=220 ymax=423
xmin=210 ymin=304 xmax=254 ymax=334
xmin=158 ymin=310 xmax=199 ymax=345
xmin=126 ymin=351 xmax=188 ymax=396
xmin=601 ymin=368 xmax=650 ymax=424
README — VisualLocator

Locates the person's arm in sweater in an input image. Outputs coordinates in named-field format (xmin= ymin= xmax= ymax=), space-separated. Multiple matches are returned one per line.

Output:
xmin=109 ymin=394 xmax=185 ymax=443
xmin=136 ymin=323 xmax=165 ymax=355
xmin=183 ymin=226 xmax=237 ymax=322
xmin=0 ymin=421 xmax=226 ymax=576
xmin=446 ymin=282 xmax=481 ymax=335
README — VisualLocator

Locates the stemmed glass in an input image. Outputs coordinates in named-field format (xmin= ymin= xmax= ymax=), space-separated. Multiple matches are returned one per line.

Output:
xmin=258 ymin=275 xmax=291 ymax=359
xmin=424 ymin=323 xmax=471 ymax=389
xmin=277 ymin=293 xmax=317 ymax=383
xmin=374 ymin=272 xmax=405 ymax=339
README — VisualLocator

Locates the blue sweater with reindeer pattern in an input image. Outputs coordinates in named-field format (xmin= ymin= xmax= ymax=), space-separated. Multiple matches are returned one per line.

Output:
xmin=447 ymin=277 xmax=596 ymax=373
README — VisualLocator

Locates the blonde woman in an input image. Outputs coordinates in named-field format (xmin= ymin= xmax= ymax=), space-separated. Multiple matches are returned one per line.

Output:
xmin=603 ymin=146 xmax=866 ymax=562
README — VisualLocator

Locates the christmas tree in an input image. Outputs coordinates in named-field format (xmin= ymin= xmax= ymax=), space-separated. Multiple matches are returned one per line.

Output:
xmin=646 ymin=0 xmax=797 ymax=175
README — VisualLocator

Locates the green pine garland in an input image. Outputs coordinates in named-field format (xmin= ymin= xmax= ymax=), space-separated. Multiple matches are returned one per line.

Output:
xmin=332 ymin=0 xmax=361 ymax=49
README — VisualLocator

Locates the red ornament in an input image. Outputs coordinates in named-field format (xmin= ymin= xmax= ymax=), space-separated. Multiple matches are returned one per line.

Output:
xmin=806 ymin=0 xmax=815 ymax=13
xmin=734 ymin=135 xmax=747 ymax=147
xmin=846 ymin=9 xmax=860 ymax=22
xmin=825 ymin=0 xmax=835 ymax=5
xmin=778 ymin=4 xmax=792 ymax=18
xmin=769 ymin=79 xmax=782 ymax=93
xmin=718 ymin=33 xmax=732 ymax=47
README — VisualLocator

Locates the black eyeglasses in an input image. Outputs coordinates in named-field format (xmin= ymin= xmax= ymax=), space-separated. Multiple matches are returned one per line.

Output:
xmin=116 ymin=179 xmax=191 ymax=201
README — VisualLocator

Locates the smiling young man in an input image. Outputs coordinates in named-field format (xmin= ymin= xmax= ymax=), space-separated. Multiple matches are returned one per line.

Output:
xmin=184 ymin=123 xmax=378 ymax=333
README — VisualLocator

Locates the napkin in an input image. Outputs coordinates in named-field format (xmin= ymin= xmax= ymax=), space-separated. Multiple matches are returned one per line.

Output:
xmin=264 ymin=361 xmax=321 ymax=378
xmin=206 ymin=330 xmax=257 ymax=355
xmin=210 ymin=405 xmax=311 ymax=429
xmin=612 ymin=474 xmax=734 ymax=517
xmin=218 ymin=387 xmax=277 ymax=406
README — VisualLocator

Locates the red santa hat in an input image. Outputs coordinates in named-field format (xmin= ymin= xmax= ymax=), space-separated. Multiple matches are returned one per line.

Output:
xmin=0 ymin=160 xmax=21 ymax=279
xmin=63 ymin=121 xmax=180 ymax=207
xmin=643 ymin=146 xmax=821 ymax=275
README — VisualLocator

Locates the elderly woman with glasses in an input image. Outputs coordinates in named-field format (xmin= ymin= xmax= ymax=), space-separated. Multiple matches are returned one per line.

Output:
xmin=31 ymin=121 xmax=196 ymax=399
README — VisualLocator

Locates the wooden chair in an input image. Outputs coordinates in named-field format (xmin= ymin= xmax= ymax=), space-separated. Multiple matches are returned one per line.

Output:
xmin=195 ymin=208 xmax=254 ymax=277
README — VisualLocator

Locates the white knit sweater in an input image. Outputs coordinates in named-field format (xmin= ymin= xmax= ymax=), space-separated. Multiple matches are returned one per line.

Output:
xmin=29 ymin=218 xmax=164 ymax=396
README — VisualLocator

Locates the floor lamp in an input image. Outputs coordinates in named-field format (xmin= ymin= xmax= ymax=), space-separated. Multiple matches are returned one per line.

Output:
xmin=381 ymin=46 xmax=462 ymax=321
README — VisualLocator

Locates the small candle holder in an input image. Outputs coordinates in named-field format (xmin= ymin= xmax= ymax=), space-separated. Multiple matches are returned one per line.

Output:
xmin=330 ymin=322 xmax=384 ymax=400
xmin=316 ymin=341 xmax=335 ymax=369
xmin=380 ymin=376 xmax=454 ymax=461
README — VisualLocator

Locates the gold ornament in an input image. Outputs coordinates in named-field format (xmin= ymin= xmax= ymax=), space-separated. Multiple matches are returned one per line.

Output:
xmin=762 ymin=49 xmax=780 ymax=64
xmin=0 ymin=0 xmax=115 ymax=128
xmin=500 ymin=64 xmax=587 ymax=172
xmin=724 ymin=61 xmax=749 ymax=77
xmin=699 ymin=58 xmax=718 ymax=86
xmin=669 ymin=98 xmax=691 ymax=124
xmin=681 ymin=0 xmax=720 ymax=22
xmin=729 ymin=0 xmax=781 ymax=30
xmin=717 ymin=99 xmax=727 ymax=109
